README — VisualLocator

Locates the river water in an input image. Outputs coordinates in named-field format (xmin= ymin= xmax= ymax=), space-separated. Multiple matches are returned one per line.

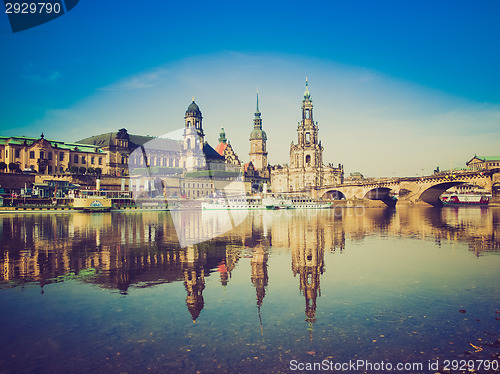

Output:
xmin=0 ymin=207 xmax=499 ymax=373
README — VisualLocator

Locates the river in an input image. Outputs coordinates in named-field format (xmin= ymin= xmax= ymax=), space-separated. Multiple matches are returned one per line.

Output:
xmin=0 ymin=207 xmax=499 ymax=373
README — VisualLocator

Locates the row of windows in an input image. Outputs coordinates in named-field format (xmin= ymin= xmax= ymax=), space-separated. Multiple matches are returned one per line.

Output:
xmin=4 ymin=149 xmax=103 ymax=166
xmin=182 ymin=182 xmax=211 ymax=189
xmin=132 ymin=157 xmax=180 ymax=168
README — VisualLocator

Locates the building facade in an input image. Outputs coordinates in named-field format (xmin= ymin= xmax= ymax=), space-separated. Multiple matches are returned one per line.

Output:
xmin=271 ymin=80 xmax=343 ymax=194
xmin=0 ymin=133 xmax=106 ymax=175
xmin=466 ymin=155 xmax=500 ymax=171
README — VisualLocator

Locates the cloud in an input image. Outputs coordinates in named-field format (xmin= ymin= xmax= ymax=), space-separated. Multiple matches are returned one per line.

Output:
xmin=21 ymin=63 xmax=62 ymax=83
xmin=100 ymin=68 xmax=168 ymax=91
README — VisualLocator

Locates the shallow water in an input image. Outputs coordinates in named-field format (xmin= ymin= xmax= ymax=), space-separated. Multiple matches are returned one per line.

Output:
xmin=1 ymin=207 xmax=499 ymax=373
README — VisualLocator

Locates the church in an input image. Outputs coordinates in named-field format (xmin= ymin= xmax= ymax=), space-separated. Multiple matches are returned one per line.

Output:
xmin=270 ymin=80 xmax=344 ymax=195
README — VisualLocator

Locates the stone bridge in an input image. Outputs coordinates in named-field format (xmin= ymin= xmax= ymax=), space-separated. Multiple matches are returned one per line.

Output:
xmin=314 ymin=169 xmax=500 ymax=206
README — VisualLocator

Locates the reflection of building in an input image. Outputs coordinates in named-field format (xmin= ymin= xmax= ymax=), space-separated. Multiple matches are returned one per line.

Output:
xmin=182 ymin=246 xmax=206 ymax=323
xmin=290 ymin=217 xmax=325 ymax=340
xmin=251 ymin=245 xmax=268 ymax=308
xmin=271 ymin=80 xmax=343 ymax=194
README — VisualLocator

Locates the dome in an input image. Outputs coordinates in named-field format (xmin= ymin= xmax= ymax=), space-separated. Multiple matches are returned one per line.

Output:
xmin=250 ymin=128 xmax=267 ymax=140
xmin=186 ymin=100 xmax=201 ymax=116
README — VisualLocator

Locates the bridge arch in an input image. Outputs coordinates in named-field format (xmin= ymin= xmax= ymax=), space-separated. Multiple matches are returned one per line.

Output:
xmin=363 ymin=187 xmax=397 ymax=207
xmin=322 ymin=190 xmax=346 ymax=200
xmin=419 ymin=182 xmax=466 ymax=206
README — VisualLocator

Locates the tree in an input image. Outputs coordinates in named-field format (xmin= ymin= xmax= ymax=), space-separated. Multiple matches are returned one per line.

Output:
xmin=70 ymin=166 xmax=78 ymax=174
xmin=94 ymin=167 xmax=102 ymax=176
xmin=78 ymin=166 xmax=87 ymax=174
xmin=0 ymin=162 xmax=6 ymax=172
xmin=87 ymin=166 xmax=95 ymax=174
xmin=8 ymin=162 xmax=19 ymax=173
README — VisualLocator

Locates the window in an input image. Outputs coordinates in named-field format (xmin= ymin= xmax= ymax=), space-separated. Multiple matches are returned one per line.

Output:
xmin=305 ymin=109 xmax=310 ymax=119
xmin=59 ymin=152 xmax=64 ymax=161
xmin=48 ymin=165 xmax=52 ymax=174
xmin=82 ymin=156 xmax=86 ymax=164
xmin=169 ymin=159 xmax=173 ymax=167
xmin=305 ymin=155 xmax=311 ymax=164
xmin=98 ymin=158 xmax=102 ymax=165
xmin=15 ymin=149 xmax=20 ymax=158
xmin=30 ymin=151 xmax=35 ymax=159
xmin=5 ymin=150 xmax=7 ymax=158
xmin=60 ymin=166 xmax=64 ymax=173
xmin=175 ymin=159 xmax=179 ymax=167
xmin=48 ymin=152 xmax=52 ymax=160
xmin=91 ymin=156 xmax=95 ymax=165
xmin=305 ymin=133 xmax=310 ymax=143
xmin=74 ymin=155 xmax=78 ymax=163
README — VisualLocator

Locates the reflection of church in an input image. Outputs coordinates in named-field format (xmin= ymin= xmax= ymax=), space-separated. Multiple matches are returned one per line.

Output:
xmin=182 ymin=246 xmax=206 ymax=323
xmin=290 ymin=220 xmax=325 ymax=340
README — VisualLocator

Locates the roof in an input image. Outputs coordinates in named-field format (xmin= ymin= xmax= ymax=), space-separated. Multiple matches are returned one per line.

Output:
xmin=215 ymin=142 xmax=228 ymax=156
xmin=0 ymin=136 xmax=105 ymax=154
xmin=203 ymin=143 xmax=225 ymax=161
xmin=185 ymin=100 xmax=202 ymax=117
xmin=467 ymin=155 xmax=500 ymax=164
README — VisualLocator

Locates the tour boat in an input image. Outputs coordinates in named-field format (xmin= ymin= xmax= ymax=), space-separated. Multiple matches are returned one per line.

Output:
xmin=202 ymin=194 xmax=331 ymax=210
xmin=72 ymin=196 xmax=112 ymax=212
xmin=441 ymin=194 xmax=490 ymax=205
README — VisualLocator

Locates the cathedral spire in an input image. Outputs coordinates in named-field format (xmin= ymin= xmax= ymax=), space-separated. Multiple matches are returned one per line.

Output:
xmin=255 ymin=89 xmax=261 ymax=119
xmin=304 ymin=77 xmax=311 ymax=101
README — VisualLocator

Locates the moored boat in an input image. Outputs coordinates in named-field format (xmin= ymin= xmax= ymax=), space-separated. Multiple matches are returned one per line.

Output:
xmin=441 ymin=194 xmax=490 ymax=205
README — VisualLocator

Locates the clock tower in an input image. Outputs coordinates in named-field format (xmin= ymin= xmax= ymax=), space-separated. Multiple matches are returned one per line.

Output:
xmin=249 ymin=90 xmax=268 ymax=171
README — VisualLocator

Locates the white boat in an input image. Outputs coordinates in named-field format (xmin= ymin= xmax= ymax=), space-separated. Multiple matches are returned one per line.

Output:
xmin=202 ymin=194 xmax=331 ymax=210
xmin=441 ymin=193 xmax=490 ymax=205
xmin=202 ymin=196 xmax=263 ymax=210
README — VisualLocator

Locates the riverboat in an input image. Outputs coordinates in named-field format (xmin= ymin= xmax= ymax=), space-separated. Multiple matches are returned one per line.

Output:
xmin=72 ymin=196 xmax=112 ymax=212
xmin=202 ymin=194 xmax=331 ymax=210
xmin=441 ymin=193 xmax=490 ymax=205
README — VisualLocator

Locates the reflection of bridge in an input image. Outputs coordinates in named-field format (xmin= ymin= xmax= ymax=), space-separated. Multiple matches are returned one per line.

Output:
xmin=316 ymin=169 xmax=500 ymax=206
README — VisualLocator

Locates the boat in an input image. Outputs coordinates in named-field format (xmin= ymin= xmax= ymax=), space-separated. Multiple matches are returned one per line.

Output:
xmin=72 ymin=196 xmax=112 ymax=211
xmin=202 ymin=196 xmax=263 ymax=210
xmin=441 ymin=193 xmax=490 ymax=205
xmin=202 ymin=194 xmax=331 ymax=210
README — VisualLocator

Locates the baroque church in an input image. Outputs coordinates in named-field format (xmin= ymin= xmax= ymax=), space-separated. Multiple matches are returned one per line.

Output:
xmin=270 ymin=79 xmax=343 ymax=194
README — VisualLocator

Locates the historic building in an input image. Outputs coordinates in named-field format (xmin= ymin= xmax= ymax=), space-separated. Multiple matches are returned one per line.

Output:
xmin=466 ymin=155 xmax=500 ymax=171
xmin=244 ymin=91 xmax=271 ymax=192
xmin=0 ymin=133 xmax=106 ymax=175
xmin=270 ymin=80 xmax=343 ymax=194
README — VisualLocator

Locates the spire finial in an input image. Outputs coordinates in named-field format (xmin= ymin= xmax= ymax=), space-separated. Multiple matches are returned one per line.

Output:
xmin=256 ymin=89 xmax=260 ymax=113
xmin=192 ymin=96 xmax=195 ymax=102
xmin=304 ymin=77 xmax=311 ymax=100
xmin=41 ymin=132 xmax=44 ymax=139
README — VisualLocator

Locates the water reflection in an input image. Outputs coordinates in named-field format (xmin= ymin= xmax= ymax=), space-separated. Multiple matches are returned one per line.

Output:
xmin=1 ymin=207 xmax=499 ymax=373
xmin=2 ymin=207 xmax=499 ymax=286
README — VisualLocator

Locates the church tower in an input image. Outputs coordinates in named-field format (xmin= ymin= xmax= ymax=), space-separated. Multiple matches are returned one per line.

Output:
xmin=184 ymin=98 xmax=204 ymax=142
xmin=183 ymin=98 xmax=205 ymax=172
xmin=290 ymin=78 xmax=323 ymax=169
xmin=249 ymin=90 xmax=268 ymax=171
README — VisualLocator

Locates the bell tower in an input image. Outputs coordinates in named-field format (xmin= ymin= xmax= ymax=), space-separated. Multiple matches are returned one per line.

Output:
xmin=291 ymin=78 xmax=323 ymax=169
xmin=249 ymin=90 xmax=268 ymax=171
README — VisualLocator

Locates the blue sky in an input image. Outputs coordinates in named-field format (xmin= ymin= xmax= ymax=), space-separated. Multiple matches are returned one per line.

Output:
xmin=0 ymin=0 xmax=499 ymax=177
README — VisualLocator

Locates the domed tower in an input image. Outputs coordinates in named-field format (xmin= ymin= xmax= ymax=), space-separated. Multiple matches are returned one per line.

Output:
xmin=183 ymin=98 xmax=206 ymax=172
xmin=184 ymin=98 xmax=204 ymax=142
xmin=249 ymin=90 xmax=268 ymax=171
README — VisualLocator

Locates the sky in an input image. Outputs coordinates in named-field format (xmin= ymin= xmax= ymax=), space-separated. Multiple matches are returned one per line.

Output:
xmin=0 ymin=0 xmax=499 ymax=177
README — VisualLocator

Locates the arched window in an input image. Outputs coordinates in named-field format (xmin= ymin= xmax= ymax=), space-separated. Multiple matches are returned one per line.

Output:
xmin=305 ymin=133 xmax=310 ymax=143
xmin=305 ymin=155 xmax=311 ymax=164
xmin=305 ymin=109 xmax=310 ymax=119
xmin=187 ymin=138 xmax=191 ymax=149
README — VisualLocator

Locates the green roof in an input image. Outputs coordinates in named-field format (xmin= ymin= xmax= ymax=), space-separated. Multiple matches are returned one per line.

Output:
xmin=475 ymin=156 xmax=500 ymax=161
xmin=0 ymin=136 xmax=104 ymax=153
